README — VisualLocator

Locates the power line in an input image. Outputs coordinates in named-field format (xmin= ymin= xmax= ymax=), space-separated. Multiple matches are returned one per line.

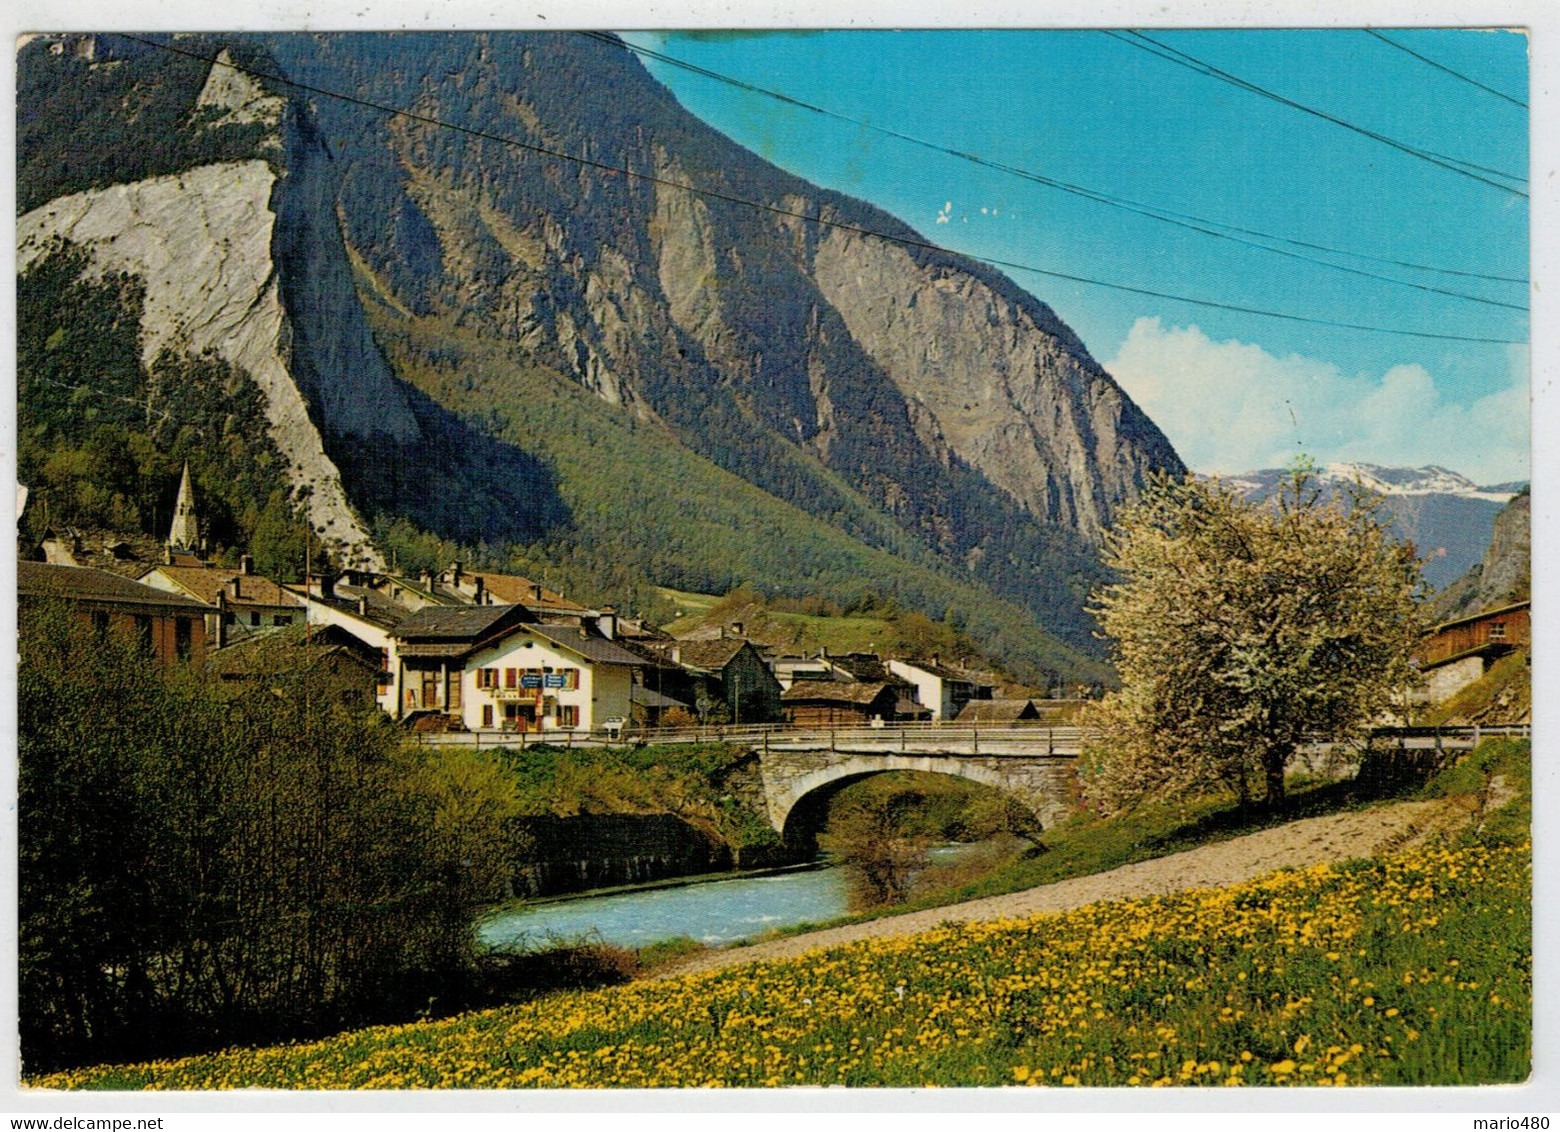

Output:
xmin=1364 ymin=29 xmax=1527 ymax=109
xmin=1105 ymin=30 xmax=1528 ymax=198
xmin=111 ymin=34 xmax=1525 ymax=347
xmin=589 ymin=29 xmax=1526 ymax=309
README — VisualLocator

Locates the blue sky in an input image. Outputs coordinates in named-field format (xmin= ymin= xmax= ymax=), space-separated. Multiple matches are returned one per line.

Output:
xmin=623 ymin=29 xmax=1530 ymax=482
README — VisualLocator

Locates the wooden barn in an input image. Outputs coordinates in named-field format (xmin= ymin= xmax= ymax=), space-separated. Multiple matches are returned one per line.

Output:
xmin=782 ymin=680 xmax=903 ymax=726
xmin=1418 ymin=600 xmax=1530 ymax=702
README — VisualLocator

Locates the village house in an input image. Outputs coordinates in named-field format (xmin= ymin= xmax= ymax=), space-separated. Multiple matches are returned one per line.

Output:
xmin=207 ymin=622 xmax=383 ymax=708
xmin=382 ymin=604 xmax=643 ymax=733
xmin=630 ymin=637 xmax=785 ymax=724
xmin=768 ymin=652 xmax=835 ymax=691
xmin=425 ymin=562 xmax=593 ymax=618
xmin=139 ymin=555 xmax=306 ymax=646
xmin=887 ymin=657 xmax=983 ymax=722
xmin=1417 ymin=600 xmax=1531 ymax=702
xmin=955 ymin=697 xmax=1042 ymax=724
xmin=19 ymin=559 xmax=214 ymax=666
xmin=781 ymin=679 xmax=922 ymax=726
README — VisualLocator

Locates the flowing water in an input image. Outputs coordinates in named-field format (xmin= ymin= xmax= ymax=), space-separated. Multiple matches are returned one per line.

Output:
xmin=479 ymin=844 xmax=991 ymax=952
xmin=479 ymin=864 xmax=850 ymax=951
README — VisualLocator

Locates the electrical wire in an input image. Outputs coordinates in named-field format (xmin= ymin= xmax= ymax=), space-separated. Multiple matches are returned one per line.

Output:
xmin=1106 ymin=30 xmax=1528 ymax=198
xmin=108 ymin=33 xmax=1526 ymax=346
xmin=1364 ymin=29 xmax=1527 ymax=109
xmin=586 ymin=29 xmax=1527 ymax=308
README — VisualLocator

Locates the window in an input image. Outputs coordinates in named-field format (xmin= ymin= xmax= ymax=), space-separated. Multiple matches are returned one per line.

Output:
xmin=1489 ymin=622 xmax=1506 ymax=641
xmin=477 ymin=668 xmax=499 ymax=689
xmin=505 ymin=667 xmax=518 ymax=689
xmin=447 ymin=673 xmax=462 ymax=712
xmin=558 ymin=704 xmax=579 ymax=728
xmin=175 ymin=617 xmax=193 ymax=661
xmin=133 ymin=615 xmax=153 ymax=654
xmin=92 ymin=611 xmax=110 ymax=639
xmin=250 ymin=612 xmax=261 ymax=627
xmin=273 ymin=614 xmax=293 ymax=626
xmin=482 ymin=704 xmax=494 ymax=728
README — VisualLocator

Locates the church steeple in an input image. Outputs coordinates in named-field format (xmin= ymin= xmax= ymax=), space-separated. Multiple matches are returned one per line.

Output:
xmin=168 ymin=462 xmax=199 ymax=552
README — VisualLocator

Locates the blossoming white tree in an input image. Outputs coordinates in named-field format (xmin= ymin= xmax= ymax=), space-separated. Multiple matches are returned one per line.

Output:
xmin=1084 ymin=463 xmax=1426 ymax=810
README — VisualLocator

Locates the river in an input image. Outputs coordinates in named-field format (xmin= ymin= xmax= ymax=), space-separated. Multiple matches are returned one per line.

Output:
xmin=480 ymin=863 xmax=850 ymax=951
xmin=479 ymin=845 xmax=993 ymax=952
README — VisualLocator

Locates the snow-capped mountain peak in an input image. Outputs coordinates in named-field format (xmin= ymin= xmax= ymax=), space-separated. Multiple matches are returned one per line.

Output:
xmin=1318 ymin=462 xmax=1518 ymax=503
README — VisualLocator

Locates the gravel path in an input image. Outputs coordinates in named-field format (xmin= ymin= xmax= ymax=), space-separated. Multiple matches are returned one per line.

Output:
xmin=653 ymin=796 xmax=1466 ymax=980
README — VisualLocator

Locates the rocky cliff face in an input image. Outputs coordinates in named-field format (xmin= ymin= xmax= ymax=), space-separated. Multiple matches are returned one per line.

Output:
xmin=258 ymin=31 xmax=1181 ymax=644
xmin=1430 ymin=490 xmax=1530 ymax=622
xmin=16 ymin=161 xmax=386 ymax=567
xmin=16 ymin=36 xmax=434 ymax=568
xmin=20 ymin=31 xmax=1184 ymax=663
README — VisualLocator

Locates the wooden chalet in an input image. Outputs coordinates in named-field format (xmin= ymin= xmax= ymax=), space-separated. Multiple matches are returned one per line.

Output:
xmin=1418 ymin=600 xmax=1531 ymax=702
xmin=782 ymin=680 xmax=904 ymax=726
xmin=955 ymin=698 xmax=1041 ymax=724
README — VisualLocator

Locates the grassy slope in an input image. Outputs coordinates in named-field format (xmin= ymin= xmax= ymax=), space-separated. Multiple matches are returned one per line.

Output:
xmin=657 ymin=586 xmax=973 ymax=662
xmin=735 ymin=739 xmax=1531 ymax=941
xmin=359 ymin=298 xmax=1112 ymax=685
xmin=1420 ymin=650 xmax=1531 ymax=726
xmin=38 ymin=742 xmax=1528 ymax=1089
xmin=46 ymin=745 xmax=1529 ymax=1089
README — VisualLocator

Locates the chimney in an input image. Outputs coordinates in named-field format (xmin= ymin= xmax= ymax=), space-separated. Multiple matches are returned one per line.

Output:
xmin=358 ymin=595 xmax=369 ymax=617
xmin=671 ymin=644 xmax=681 ymax=665
xmin=419 ymin=570 xmax=432 ymax=590
xmin=240 ymin=554 xmax=254 ymax=576
xmin=450 ymin=561 xmax=462 ymax=585
xmin=164 ymin=545 xmax=173 ymax=565
xmin=597 ymin=608 xmax=617 ymax=639
xmin=473 ymin=576 xmax=484 ymax=604
xmin=230 ymin=576 xmax=241 ymax=600
xmin=531 ymin=583 xmax=543 ymax=602
xmin=730 ymin=621 xmax=744 ymax=638
xmin=214 ymin=590 xmax=227 ymax=648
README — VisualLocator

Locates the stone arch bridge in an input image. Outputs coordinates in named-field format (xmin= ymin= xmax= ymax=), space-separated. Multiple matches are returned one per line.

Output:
xmin=756 ymin=744 xmax=1079 ymax=841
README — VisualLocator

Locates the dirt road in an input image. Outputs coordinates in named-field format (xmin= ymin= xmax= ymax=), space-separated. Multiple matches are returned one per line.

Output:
xmin=655 ymin=795 xmax=1468 ymax=980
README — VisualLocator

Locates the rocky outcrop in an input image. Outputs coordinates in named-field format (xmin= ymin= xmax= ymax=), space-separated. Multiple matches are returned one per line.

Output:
xmin=273 ymin=35 xmax=1183 ymax=537
xmin=809 ymin=221 xmax=1176 ymax=542
xmin=1431 ymin=490 xmax=1530 ymax=622
xmin=16 ymin=162 xmax=383 ymax=568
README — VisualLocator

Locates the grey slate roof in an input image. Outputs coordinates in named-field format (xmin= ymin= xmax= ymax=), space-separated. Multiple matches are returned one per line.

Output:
xmin=782 ymin=680 xmax=895 ymax=705
xmin=19 ymin=560 xmax=213 ymax=612
xmin=669 ymin=638 xmax=749 ymax=670
xmin=392 ymin=604 xmax=523 ymax=640
xmin=526 ymin=623 xmax=646 ymax=667
xmin=955 ymin=698 xmax=1040 ymax=723
xmin=631 ymin=685 xmax=688 ymax=710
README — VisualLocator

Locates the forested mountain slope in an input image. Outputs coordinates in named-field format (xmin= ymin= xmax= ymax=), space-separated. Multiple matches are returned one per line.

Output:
xmin=18 ymin=31 xmax=1185 ymax=681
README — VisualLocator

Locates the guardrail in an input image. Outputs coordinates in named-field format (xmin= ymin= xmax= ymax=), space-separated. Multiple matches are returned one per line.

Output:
xmin=410 ymin=719 xmax=1086 ymax=753
xmin=409 ymin=720 xmax=1526 ymax=753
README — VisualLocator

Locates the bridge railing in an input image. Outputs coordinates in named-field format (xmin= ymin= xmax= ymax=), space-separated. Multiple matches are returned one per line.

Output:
xmin=408 ymin=718 xmax=1087 ymax=752
xmin=408 ymin=720 xmax=1526 ymax=752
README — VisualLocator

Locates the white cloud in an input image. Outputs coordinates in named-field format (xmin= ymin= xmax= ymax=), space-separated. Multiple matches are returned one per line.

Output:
xmin=1104 ymin=318 xmax=1530 ymax=484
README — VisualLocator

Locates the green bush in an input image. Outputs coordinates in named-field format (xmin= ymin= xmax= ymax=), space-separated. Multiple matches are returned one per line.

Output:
xmin=18 ymin=601 xmax=516 ymax=1072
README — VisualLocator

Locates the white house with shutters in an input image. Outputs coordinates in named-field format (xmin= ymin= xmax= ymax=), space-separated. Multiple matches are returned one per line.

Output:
xmin=382 ymin=604 xmax=641 ymax=733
